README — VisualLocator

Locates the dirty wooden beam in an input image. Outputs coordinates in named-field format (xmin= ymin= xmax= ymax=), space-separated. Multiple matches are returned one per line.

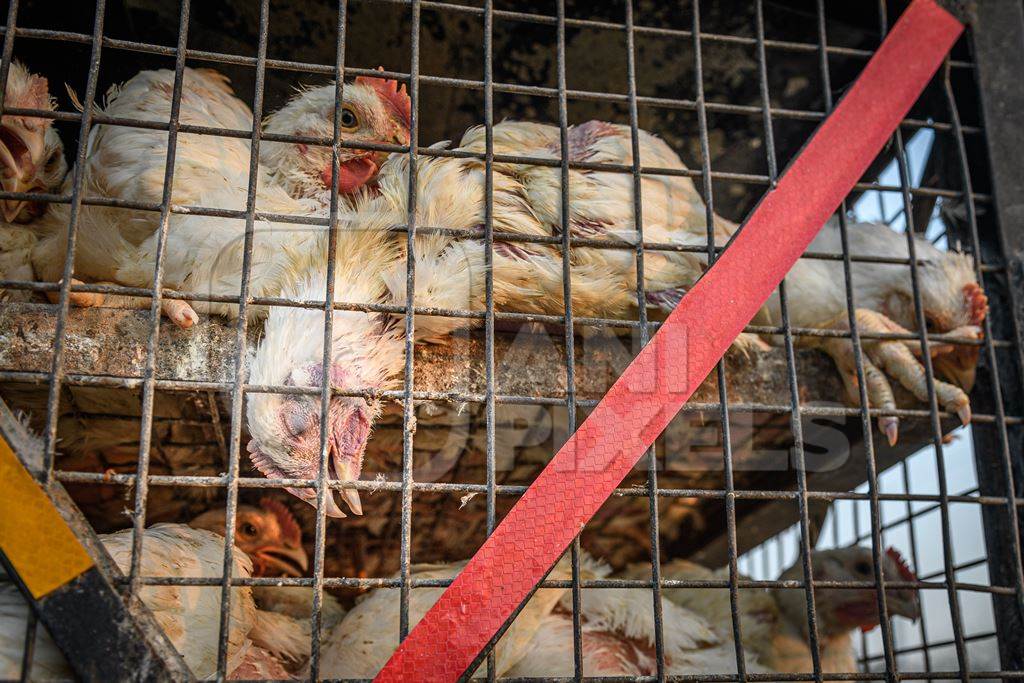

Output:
xmin=0 ymin=305 xmax=952 ymax=575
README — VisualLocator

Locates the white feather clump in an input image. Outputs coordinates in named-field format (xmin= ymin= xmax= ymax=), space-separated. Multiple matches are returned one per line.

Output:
xmin=565 ymin=586 xmax=718 ymax=654
xmin=504 ymin=552 xmax=770 ymax=678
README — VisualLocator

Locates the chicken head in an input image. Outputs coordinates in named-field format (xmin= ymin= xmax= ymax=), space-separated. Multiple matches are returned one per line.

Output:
xmin=244 ymin=247 xmax=404 ymax=519
xmin=0 ymin=62 xmax=66 ymax=222
xmin=246 ymin=360 xmax=383 ymax=518
xmin=189 ymin=498 xmax=309 ymax=577
xmin=884 ymin=252 xmax=988 ymax=392
xmin=262 ymin=68 xmax=410 ymax=203
xmin=776 ymin=545 xmax=921 ymax=639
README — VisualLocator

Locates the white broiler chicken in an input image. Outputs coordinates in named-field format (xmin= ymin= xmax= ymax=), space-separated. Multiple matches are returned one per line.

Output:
xmin=607 ymin=545 xmax=921 ymax=675
xmin=318 ymin=554 xmax=589 ymax=679
xmin=30 ymin=66 xmax=410 ymax=327
xmin=0 ymin=61 xmax=68 ymax=301
xmin=316 ymin=550 xmax=739 ymax=679
xmin=0 ymin=505 xmax=332 ymax=680
xmin=191 ymin=499 xmax=347 ymax=674
xmin=767 ymin=220 xmax=986 ymax=444
xmin=192 ymin=500 xmax=348 ymax=672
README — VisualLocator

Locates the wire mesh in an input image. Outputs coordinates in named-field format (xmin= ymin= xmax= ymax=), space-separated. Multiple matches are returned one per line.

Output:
xmin=0 ymin=0 xmax=1020 ymax=681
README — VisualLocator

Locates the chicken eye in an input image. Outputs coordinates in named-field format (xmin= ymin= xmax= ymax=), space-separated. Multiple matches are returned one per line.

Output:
xmin=339 ymin=107 xmax=358 ymax=130
xmin=240 ymin=522 xmax=258 ymax=537
xmin=854 ymin=560 xmax=872 ymax=576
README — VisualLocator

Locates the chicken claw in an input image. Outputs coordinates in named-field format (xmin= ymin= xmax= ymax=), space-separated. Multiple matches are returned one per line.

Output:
xmin=46 ymin=278 xmax=105 ymax=308
xmin=50 ymin=279 xmax=200 ymax=329
xmin=163 ymin=300 xmax=199 ymax=329
xmin=814 ymin=309 xmax=972 ymax=445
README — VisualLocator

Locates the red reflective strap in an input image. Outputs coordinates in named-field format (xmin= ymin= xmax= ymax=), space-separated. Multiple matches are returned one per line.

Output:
xmin=376 ymin=1 xmax=963 ymax=680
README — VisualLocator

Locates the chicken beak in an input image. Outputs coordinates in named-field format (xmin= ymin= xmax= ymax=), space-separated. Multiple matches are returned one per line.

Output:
xmin=286 ymin=485 xmax=347 ymax=519
xmin=254 ymin=544 xmax=309 ymax=578
xmin=0 ymin=118 xmax=46 ymax=222
xmin=932 ymin=340 xmax=980 ymax=392
xmin=327 ymin=398 xmax=369 ymax=517
xmin=333 ymin=450 xmax=363 ymax=516
xmin=887 ymin=592 xmax=922 ymax=622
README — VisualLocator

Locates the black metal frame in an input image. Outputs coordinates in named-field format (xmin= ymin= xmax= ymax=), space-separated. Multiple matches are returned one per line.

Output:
xmin=962 ymin=0 xmax=1024 ymax=674
xmin=0 ymin=0 xmax=1021 ymax=680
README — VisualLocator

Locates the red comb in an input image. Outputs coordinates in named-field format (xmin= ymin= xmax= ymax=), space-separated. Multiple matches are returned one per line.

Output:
xmin=355 ymin=66 xmax=411 ymax=129
xmin=260 ymin=497 xmax=302 ymax=547
xmin=963 ymin=283 xmax=988 ymax=326
xmin=886 ymin=547 xmax=916 ymax=582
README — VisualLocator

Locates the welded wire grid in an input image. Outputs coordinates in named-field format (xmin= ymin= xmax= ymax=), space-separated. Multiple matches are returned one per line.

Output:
xmin=0 ymin=0 xmax=1021 ymax=681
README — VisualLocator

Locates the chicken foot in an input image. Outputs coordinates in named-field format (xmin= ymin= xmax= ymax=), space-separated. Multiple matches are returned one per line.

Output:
xmin=44 ymin=278 xmax=106 ymax=308
xmin=812 ymin=309 xmax=971 ymax=446
xmin=48 ymin=280 xmax=199 ymax=329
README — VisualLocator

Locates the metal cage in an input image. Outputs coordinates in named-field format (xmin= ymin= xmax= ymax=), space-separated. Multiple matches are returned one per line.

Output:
xmin=0 ymin=0 xmax=1022 ymax=680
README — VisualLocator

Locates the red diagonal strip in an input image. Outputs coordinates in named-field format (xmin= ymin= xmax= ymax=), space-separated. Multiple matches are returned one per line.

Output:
xmin=376 ymin=1 xmax=962 ymax=679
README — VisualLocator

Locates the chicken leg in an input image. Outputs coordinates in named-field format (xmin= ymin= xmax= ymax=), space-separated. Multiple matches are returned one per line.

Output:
xmin=811 ymin=308 xmax=971 ymax=445
xmin=48 ymin=279 xmax=198 ymax=328
xmin=44 ymin=278 xmax=106 ymax=308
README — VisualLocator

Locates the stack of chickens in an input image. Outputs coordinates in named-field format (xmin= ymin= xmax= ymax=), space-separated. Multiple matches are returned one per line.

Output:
xmin=30 ymin=66 xmax=409 ymax=325
xmin=0 ymin=54 xmax=969 ymax=682
xmin=6 ymin=60 xmax=986 ymax=517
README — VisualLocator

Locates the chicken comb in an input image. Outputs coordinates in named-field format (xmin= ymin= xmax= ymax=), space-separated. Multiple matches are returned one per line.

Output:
xmin=885 ymin=546 xmax=916 ymax=582
xmin=5 ymin=64 xmax=54 ymax=122
xmin=260 ymin=496 xmax=302 ymax=547
xmin=963 ymin=282 xmax=988 ymax=325
xmin=23 ymin=73 xmax=51 ymax=112
xmin=355 ymin=66 xmax=411 ymax=128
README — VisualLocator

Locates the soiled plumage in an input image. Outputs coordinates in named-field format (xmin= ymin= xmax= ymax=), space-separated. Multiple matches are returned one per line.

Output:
xmin=766 ymin=220 xmax=985 ymax=444
xmin=615 ymin=546 xmax=921 ymax=675
xmin=31 ymin=67 xmax=316 ymax=326
xmin=1 ymin=525 xmax=258 ymax=679
xmin=30 ymin=73 xmax=984 ymax=513
xmin=376 ymin=120 xmax=739 ymax=334
xmin=251 ymin=584 xmax=346 ymax=629
xmin=504 ymin=590 xmax=731 ymax=678
xmin=504 ymin=546 xmax=920 ymax=677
